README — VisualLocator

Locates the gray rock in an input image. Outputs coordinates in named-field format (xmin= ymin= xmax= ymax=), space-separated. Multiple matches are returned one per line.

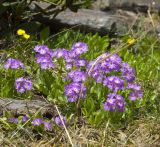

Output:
xmin=108 ymin=0 xmax=158 ymax=7
xmin=36 ymin=8 xmax=137 ymax=35
xmin=92 ymin=0 xmax=160 ymax=12
xmin=0 ymin=98 xmax=54 ymax=115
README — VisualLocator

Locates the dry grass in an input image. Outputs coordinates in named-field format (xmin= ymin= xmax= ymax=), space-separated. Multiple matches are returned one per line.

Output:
xmin=0 ymin=116 xmax=160 ymax=147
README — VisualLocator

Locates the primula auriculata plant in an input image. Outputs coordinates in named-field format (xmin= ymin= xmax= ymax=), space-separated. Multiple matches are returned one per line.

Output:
xmin=2 ymin=41 xmax=143 ymax=126
xmin=7 ymin=114 xmax=67 ymax=132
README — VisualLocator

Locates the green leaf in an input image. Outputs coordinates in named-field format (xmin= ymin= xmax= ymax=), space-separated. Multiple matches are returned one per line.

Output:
xmin=40 ymin=27 xmax=50 ymax=43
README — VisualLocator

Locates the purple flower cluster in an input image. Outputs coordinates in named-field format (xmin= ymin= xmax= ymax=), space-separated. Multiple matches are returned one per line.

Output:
xmin=49 ymin=42 xmax=88 ymax=102
xmin=8 ymin=117 xmax=19 ymax=124
xmin=88 ymin=53 xmax=122 ymax=83
xmin=104 ymin=93 xmax=125 ymax=112
xmin=64 ymin=43 xmax=88 ymax=102
xmin=101 ymin=54 xmax=122 ymax=72
xmin=75 ymin=59 xmax=87 ymax=67
xmin=15 ymin=77 xmax=32 ymax=93
xmin=68 ymin=70 xmax=87 ymax=82
xmin=3 ymin=58 xmax=33 ymax=94
xmin=71 ymin=42 xmax=88 ymax=57
xmin=31 ymin=115 xmax=67 ymax=130
xmin=22 ymin=115 xmax=29 ymax=122
xmin=31 ymin=118 xmax=52 ymax=131
xmin=103 ymin=76 xmax=124 ymax=92
xmin=52 ymin=48 xmax=69 ymax=59
xmin=52 ymin=115 xmax=67 ymax=126
xmin=121 ymin=62 xmax=135 ymax=83
xmin=127 ymin=83 xmax=143 ymax=101
xmin=34 ymin=42 xmax=87 ymax=70
xmin=44 ymin=122 xmax=53 ymax=131
xmin=65 ymin=82 xmax=87 ymax=102
xmin=4 ymin=42 xmax=143 ymax=118
xmin=49 ymin=42 xmax=143 ymax=105
xmin=4 ymin=58 xmax=24 ymax=69
xmin=34 ymin=45 xmax=55 ymax=69
xmin=31 ymin=118 xmax=43 ymax=126
xmin=8 ymin=114 xmax=67 ymax=132
xmin=51 ymin=42 xmax=88 ymax=70
xmin=87 ymin=53 xmax=143 ymax=112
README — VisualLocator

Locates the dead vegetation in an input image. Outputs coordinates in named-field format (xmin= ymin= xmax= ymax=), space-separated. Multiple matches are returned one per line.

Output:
xmin=0 ymin=116 xmax=160 ymax=147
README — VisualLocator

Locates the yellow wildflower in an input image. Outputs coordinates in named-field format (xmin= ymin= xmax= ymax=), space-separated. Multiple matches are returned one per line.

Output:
xmin=127 ymin=38 xmax=135 ymax=45
xmin=17 ymin=29 xmax=26 ymax=36
xmin=23 ymin=33 xmax=30 ymax=40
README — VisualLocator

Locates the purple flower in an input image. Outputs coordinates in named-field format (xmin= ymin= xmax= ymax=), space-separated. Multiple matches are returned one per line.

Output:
xmin=88 ymin=54 xmax=122 ymax=75
xmin=4 ymin=58 xmax=24 ymax=69
xmin=122 ymin=71 xmax=135 ymax=83
xmin=8 ymin=117 xmax=18 ymax=124
xmin=53 ymin=48 xmax=69 ymax=59
xmin=34 ymin=45 xmax=49 ymax=55
xmin=121 ymin=62 xmax=135 ymax=82
xmin=87 ymin=54 xmax=122 ymax=84
xmin=31 ymin=118 xmax=43 ymax=126
xmin=109 ymin=54 xmax=122 ymax=63
xmin=103 ymin=76 xmax=124 ymax=92
xmin=121 ymin=62 xmax=131 ymax=72
xmin=103 ymin=54 xmax=122 ymax=72
xmin=44 ymin=122 xmax=52 ymax=131
xmin=65 ymin=63 xmax=72 ymax=71
xmin=40 ymin=61 xmax=55 ymax=69
xmin=36 ymin=54 xmax=52 ymax=64
xmin=104 ymin=97 xmax=116 ymax=111
xmin=75 ymin=59 xmax=87 ymax=67
xmin=67 ymin=96 xmax=78 ymax=102
xmin=129 ymin=90 xmax=143 ymax=101
xmin=90 ymin=69 xmax=104 ymax=83
xmin=106 ymin=61 xmax=121 ymax=72
xmin=65 ymin=57 xmax=74 ymax=63
xmin=65 ymin=82 xmax=87 ymax=102
xmin=87 ymin=60 xmax=95 ymax=70
xmin=71 ymin=42 xmax=88 ymax=57
xmin=47 ymin=49 xmax=55 ymax=58
xmin=15 ymin=77 xmax=32 ymax=93
xmin=22 ymin=115 xmax=29 ymax=122
xmin=104 ymin=93 xmax=125 ymax=112
xmin=127 ymin=83 xmax=141 ymax=91
xmin=53 ymin=115 xmax=66 ymax=126
xmin=99 ymin=60 xmax=109 ymax=72
xmin=127 ymin=83 xmax=143 ymax=100
xmin=68 ymin=70 xmax=87 ymax=82
xmin=36 ymin=53 xmax=55 ymax=69
xmin=115 ymin=94 xmax=125 ymax=112
xmin=34 ymin=45 xmax=55 ymax=69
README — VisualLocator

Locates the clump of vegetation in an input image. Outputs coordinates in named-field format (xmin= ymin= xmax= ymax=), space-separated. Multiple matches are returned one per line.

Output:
xmin=0 ymin=1 xmax=160 ymax=145
xmin=0 ymin=27 xmax=160 ymax=145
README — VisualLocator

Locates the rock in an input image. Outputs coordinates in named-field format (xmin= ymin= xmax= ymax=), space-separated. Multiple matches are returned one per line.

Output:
xmin=35 ymin=8 xmax=137 ymax=35
xmin=109 ymin=0 xmax=159 ymax=12
xmin=0 ymin=98 xmax=55 ymax=115
xmin=109 ymin=0 xmax=154 ymax=7
xmin=92 ymin=0 xmax=160 ymax=12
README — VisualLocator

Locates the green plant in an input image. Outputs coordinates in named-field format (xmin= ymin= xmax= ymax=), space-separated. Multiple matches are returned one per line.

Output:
xmin=1 ymin=28 xmax=160 ymax=128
